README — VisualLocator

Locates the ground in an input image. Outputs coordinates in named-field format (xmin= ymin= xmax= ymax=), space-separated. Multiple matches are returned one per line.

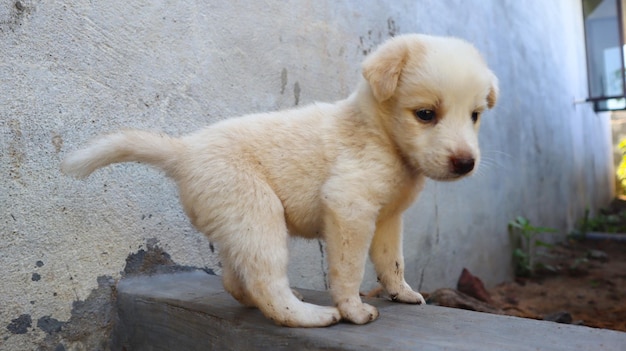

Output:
xmin=489 ymin=238 xmax=626 ymax=332
xmin=377 ymin=200 xmax=626 ymax=333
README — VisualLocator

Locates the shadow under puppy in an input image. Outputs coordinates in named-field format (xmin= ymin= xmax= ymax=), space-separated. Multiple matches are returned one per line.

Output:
xmin=62 ymin=34 xmax=498 ymax=327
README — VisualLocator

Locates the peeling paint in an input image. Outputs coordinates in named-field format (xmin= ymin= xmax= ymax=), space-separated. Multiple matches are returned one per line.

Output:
xmin=39 ymin=275 xmax=116 ymax=351
xmin=0 ymin=0 xmax=32 ymax=33
xmin=123 ymin=239 xmax=215 ymax=276
xmin=6 ymin=314 xmax=31 ymax=334
xmin=37 ymin=316 xmax=64 ymax=335
xmin=387 ymin=17 xmax=398 ymax=37
xmin=7 ymin=119 xmax=24 ymax=182
xmin=36 ymin=241 xmax=216 ymax=350
xmin=51 ymin=132 xmax=63 ymax=153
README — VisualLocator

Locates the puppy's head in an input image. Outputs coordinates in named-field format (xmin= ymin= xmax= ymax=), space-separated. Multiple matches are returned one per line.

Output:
xmin=362 ymin=34 xmax=498 ymax=181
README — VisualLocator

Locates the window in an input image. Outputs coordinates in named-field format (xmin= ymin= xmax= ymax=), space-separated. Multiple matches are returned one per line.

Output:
xmin=583 ymin=0 xmax=626 ymax=111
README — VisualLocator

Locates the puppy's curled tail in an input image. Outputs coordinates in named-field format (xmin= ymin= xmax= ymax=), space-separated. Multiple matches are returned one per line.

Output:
xmin=61 ymin=130 xmax=184 ymax=179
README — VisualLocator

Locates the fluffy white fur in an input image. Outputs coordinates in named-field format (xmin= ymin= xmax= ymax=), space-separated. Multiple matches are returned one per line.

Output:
xmin=62 ymin=34 xmax=498 ymax=327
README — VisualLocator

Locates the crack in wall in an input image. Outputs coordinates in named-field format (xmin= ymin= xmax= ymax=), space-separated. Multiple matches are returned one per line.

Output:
xmin=317 ymin=239 xmax=328 ymax=290
xmin=419 ymin=186 xmax=440 ymax=291
xmin=435 ymin=184 xmax=440 ymax=245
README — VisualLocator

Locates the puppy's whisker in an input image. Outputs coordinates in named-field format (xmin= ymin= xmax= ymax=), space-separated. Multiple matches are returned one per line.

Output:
xmin=479 ymin=154 xmax=511 ymax=172
xmin=472 ymin=166 xmax=488 ymax=178
xmin=482 ymin=149 xmax=514 ymax=161
xmin=478 ymin=157 xmax=503 ymax=174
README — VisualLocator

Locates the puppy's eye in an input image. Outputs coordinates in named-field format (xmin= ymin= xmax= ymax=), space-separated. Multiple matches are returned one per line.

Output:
xmin=415 ymin=109 xmax=436 ymax=122
xmin=471 ymin=111 xmax=480 ymax=123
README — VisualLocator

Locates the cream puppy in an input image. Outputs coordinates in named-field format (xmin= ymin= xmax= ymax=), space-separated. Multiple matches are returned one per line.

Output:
xmin=62 ymin=34 xmax=498 ymax=327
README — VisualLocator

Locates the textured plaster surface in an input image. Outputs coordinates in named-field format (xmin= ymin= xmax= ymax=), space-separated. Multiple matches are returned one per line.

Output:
xmin=0 ymin=0 xmax=614 ymax=349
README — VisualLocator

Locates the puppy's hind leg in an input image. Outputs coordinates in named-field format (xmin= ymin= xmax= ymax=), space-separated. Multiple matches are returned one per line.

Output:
xmin=222 ymin=253 xmax=303 ymax=307
xmin=222 ymin=263 xmax=255 ymax=307
xmin=219 ymin=179 xmax=340 ymax=327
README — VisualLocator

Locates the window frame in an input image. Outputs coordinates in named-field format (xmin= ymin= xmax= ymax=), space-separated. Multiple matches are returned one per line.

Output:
xmin=583 ymin=0 xmax=626 ymax=111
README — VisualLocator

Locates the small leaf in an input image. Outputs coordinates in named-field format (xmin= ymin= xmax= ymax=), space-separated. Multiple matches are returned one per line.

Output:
xmin=533 ymin=226 xmax=557 ymax=233
xmin=534 ymin=240 xmax=554 ymax=249
xmin=518 ymin=216 xmax=530 ymax=226
xmin=513 ymin=248 xmax=527 ymax=259
xmin=537 ymin=263 xmax=558 ymax=273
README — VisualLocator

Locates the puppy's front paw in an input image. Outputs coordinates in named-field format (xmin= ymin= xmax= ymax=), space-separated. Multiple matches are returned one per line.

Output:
xmin=338 ymin=301 xmax=379 ymax=324
xmin=278 ymin=304 xmax=341 ymax=328
xmin=388 ymin=283 xmax=426 ymax=304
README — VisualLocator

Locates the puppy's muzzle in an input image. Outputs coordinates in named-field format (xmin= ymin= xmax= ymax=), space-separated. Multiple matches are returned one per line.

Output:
xmin=450 ymin=156 xmax=475 ymax=175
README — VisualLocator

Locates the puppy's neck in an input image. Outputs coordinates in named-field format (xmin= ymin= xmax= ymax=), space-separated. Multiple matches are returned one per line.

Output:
xmin=349 ymin=78 xmax=391 ymax=116
xmin=350 ymin=80 xmax=393 ymax=133
xmin=348 ymin=80 xmax=421 ymax=179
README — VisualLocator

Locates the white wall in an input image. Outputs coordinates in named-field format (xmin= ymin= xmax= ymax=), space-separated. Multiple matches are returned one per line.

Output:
xmin=0 ymin=1 xmax=613 ymax=349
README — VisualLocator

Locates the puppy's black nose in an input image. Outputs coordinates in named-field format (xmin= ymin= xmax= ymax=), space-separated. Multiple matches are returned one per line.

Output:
xmin=450 ymin=157 xmax=475 ymax=175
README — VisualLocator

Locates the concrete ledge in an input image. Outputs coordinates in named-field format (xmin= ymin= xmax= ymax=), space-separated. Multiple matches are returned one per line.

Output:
xmin=113 ymin=271 xmax=626 ymax=351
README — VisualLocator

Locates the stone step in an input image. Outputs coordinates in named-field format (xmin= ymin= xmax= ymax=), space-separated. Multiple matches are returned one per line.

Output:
xmin=113 ymin=271 xmax=626 ymax=351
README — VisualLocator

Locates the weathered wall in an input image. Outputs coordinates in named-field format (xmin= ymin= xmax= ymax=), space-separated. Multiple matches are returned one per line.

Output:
xmin=0 ymin=0 xmax=613 ymax=349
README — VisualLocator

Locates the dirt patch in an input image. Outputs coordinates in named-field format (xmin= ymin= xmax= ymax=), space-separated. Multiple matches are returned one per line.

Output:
xmin=365 ymin=235 xmax=626 ymax=332
xmin=490 ymin=239 xmax=626 ymax=332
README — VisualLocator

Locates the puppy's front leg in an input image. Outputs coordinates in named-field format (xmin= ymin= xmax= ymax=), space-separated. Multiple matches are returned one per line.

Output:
xmin=370 ymin=214 xmax=425 ymax=304
xmin=324 ymin=207 xmax=380 ymax=324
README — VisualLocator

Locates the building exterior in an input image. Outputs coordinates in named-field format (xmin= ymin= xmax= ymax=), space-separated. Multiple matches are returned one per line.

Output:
xmin=0 ymin=1 xmax=613 ymax=349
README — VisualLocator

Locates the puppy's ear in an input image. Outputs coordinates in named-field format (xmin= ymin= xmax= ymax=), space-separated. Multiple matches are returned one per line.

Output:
xmin=362 ymin=38 xmax=410 ymax=102
xmin=487 ymin=73 xmax=499 ymax=109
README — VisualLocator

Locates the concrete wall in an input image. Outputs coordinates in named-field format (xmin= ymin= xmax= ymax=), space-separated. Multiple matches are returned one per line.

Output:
xmin=0 ymin=0 xmax=613 ymax=349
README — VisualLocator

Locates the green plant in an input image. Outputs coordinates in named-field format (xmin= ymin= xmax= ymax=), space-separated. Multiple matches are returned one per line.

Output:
xmin=508 ymin=216 xmax=557 ymax=277
xmin=573 ymin=208 xmax=626 ymax=239
xmin=569 ymin=256 xmax=589 ymax=271
xmin=570 ymin=208 xmax=592 ymax=240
